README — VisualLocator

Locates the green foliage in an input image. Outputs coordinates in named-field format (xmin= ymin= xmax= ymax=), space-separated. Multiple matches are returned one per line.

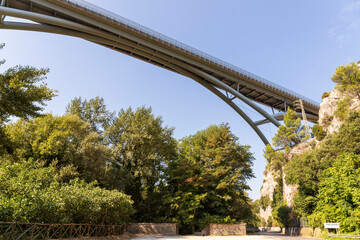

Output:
xmin=286 ymin=111 xmax=360 ymax=219
xmin=264 ymin=144 xmax=286 ymax=171
xmin=0 ymin=44 xmax=56 ymax=156
xmin=66 ymin=96 xmax=114 ymax=133
xmin=272 ymin=204 xmax=291 ymax=228
xmin=0 ymin=159 xmax=134 ymax=224
xmin=272 ymin=107 xmax=308 ymax=148
xmin=252 ymin=199 xmax=260 ymax=214
xmin=0 ymin=47 xmax=57 ymax=122
xmin=105 ymin=106 xmax=177 ymax=221
xmin=267 ymin=216 xmax=273 ymax=227
xmin=322 ymin=92 xmax=330 ymax=99
xmin=331 ymin=62 xmax=360 ymax=95
xmin=167 ymin=124 xmax=255 ymax=233
xmin=271 ymin=172 xmax=284 ymax=209
xmin=260 ymin=195 xmax=270 ymax=210
xmin=198 ymin=214 xmax=237 ymax=231
xmin=334 ymin=97 xmax=352 ymax=120
xmin=309 ymin=154 xmax=360 ymax=232
xmin=323 ymin=115 xmax=334 ymax=126
xmin=312 ymin=123 xmax=327 ymax=141
xmin=5 ymin=114 xmax=111 ymax=183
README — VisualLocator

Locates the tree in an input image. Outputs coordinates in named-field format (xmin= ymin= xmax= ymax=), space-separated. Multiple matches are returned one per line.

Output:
xmin=272 ymin=107 xmax=307 ymax=148
xmin=272 ymin=204 xmax=291 ymax=229
xmin=0 ymin=43 xmax=56 ymax=154
xmin=0 ymin=44 xmax=56 ymax=122
xmin=331 ymin=61 xmax=360 ymax=96
xmin=264 ymin=144 xmax=286 ymax=171
xmin=309 ymin=154 xmax=360 ymax=233
xmin=167 ymin=124 xmax=255 ymax=233
xmin=66 ymin=96 xmax=114 ymax=133
xmin=105 ymin=106 xmax=177 ymax=221
xmin=285 ymin=111 xmax=360 ymax=217
xmin=5 ymin=114 xmax=111 ymax=183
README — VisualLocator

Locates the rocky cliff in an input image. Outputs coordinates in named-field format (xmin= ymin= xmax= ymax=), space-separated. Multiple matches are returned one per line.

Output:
xmin=259 ymin=86 xmax=360 ymax=222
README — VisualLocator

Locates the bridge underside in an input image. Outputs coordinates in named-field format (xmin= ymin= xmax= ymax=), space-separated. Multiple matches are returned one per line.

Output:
xmin=0 ymin=0 xmax=320 ymax=145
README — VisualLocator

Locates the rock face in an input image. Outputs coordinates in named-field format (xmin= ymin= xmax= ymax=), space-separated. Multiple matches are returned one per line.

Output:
xmin=283 ymin=141 xmax=313 ymax=207
xmin=319 ymin=88 xmax=360 ymax=134
xmin=259 ymin=169 xmax=277 ymax=221
xmin=319 ymin=89 xmax=343 ymax=134
xmin=259 ymin=86 xmax=360 ymax=222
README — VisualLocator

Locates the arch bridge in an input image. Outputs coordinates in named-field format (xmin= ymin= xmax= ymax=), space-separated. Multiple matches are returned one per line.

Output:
xmin=0 ymin=0 xmax=320 ymax=145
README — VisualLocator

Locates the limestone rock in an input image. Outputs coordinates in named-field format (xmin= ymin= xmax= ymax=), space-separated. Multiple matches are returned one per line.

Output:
xmin=319 ymin=88 xmax=360 ymax=134
xmin=259 ymin=169 xmax=278 ymax=221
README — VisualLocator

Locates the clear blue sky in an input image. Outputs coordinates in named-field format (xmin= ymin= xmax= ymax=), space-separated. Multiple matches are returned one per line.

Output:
xmin=1 ymin=0 xmax=360 ymax=200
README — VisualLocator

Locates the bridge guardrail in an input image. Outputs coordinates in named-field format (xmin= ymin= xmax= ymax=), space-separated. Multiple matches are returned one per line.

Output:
xmin=59 ymin=0 xmax=320 ymax=108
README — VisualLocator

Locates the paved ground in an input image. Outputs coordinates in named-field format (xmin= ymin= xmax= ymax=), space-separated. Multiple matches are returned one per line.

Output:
xmin=132 ymin=232 xmax=316 ymax=240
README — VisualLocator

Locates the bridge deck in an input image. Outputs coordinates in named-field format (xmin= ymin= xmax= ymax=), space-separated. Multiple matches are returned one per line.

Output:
xmin=6 ymin=0 xmax=320 ymax=120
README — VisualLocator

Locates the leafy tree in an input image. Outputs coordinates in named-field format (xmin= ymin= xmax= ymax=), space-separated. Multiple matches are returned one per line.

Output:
xmin=0 ymin=44 xmax=56 ymax=122
xmin=272 ymin=108 xmax=307 ymax=148
xmin=271 ymin=172 xmax=284 ymax=209
xmin=66 ymin=96 xmax=114 ymax=133
xmin=309 ymin=154 xmax=360 ymax=233
xmin=264 ymin=144 xmax=286 ymax=171
xmin=5 ymin=114 xmax=111 ymax=183
xmin=286 ymin=111 xmax=360 ymax=217
xmin=0 ymin=44 xmax=56 ymax=155
xmin=260 ymin=195 xmax=271 ymax=211
xmin=272 ymin=204 xmax=291 ymax=229
xmin=167 ymin=124 xmax=254 ymax=233
xmin=105 ymin=106 xmax=177 ymax=221
xmin=334 ymin=97 xmax=352 ymax=120
xmin=0 ymin=158 xmax=134 ymax=224
xmin=331 ymin=61 xmax=360 ymax=95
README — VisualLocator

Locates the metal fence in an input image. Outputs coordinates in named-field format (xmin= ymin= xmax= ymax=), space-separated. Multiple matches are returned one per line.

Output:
xmin=289 ymin=217 xmax=311 ymax=228
xmin=0 ymin=222 xmax=124 ymax=240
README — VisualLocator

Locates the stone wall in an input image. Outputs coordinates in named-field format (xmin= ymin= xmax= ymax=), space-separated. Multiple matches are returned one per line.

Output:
xmin=125 ymin=223 xmax=178 ymax=235
xmin=286 ymin=227 xmax=322 ymax=238
xmin=205 ymin=223 xmax=246 ymax=236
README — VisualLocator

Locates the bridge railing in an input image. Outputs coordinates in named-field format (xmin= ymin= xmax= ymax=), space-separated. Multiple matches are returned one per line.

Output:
xmin=0 ymin=222 xmax=124 ymax=239
xmin=57 ymin=0 xmax=319 ymax=108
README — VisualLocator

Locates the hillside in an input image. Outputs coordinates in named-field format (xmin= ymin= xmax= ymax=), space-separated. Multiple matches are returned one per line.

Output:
xmin=259 ymin=62 xmax=360 ymax=233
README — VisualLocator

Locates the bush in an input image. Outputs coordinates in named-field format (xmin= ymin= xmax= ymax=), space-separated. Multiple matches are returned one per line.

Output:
xmin=0 ymin=159 xmax=134 ymax=224
xmin=312 ymin=124 xmax=327 ymax=141
xmin=335 ymin=97 xmax=352 ymax=120
xmin=322 ymin=92 xmax=330 ymax=99
xmin=260 ymin=195 xmax=271 ymax=210
xmin=272 ymin=204 xmax=291 ymax=228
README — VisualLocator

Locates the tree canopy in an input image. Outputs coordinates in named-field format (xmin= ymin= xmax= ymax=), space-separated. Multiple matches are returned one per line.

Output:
xmin=167 ymin=124 xmax=255 ymax=233
xmin=308 ymin=154 xmax=360 ymax=232
xmin=0 ymin=44 xmax=56 ymax=123
xmin=272 ymin=108 xmax=307 ymax=148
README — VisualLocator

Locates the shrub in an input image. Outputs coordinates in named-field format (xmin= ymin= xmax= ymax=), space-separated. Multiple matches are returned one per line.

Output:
xmin=322 ymin=92 xmax=330 ymax=99
xmin=335 ymin=97 xmax=352 ymax=120
xmin=0 ymin=159 xmax=134 ymax=224
xmin=312 ymin=124 xmax=327 ymax=141
xmin=260 ymin=195 xmax=271 ymax=210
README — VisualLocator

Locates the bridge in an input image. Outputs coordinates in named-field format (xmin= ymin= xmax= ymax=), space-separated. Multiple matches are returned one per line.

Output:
xmin=0 ymin=0 xmax=320 ymax=145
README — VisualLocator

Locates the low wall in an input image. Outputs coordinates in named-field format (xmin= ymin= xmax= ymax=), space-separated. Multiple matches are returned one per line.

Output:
xmin=205 ymin=223 xmax=246 ymax=236
xmin=286 ymin=227 xmax=322 ymax=238
xmin=125 ymin=223 xmax=178 ymax=235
